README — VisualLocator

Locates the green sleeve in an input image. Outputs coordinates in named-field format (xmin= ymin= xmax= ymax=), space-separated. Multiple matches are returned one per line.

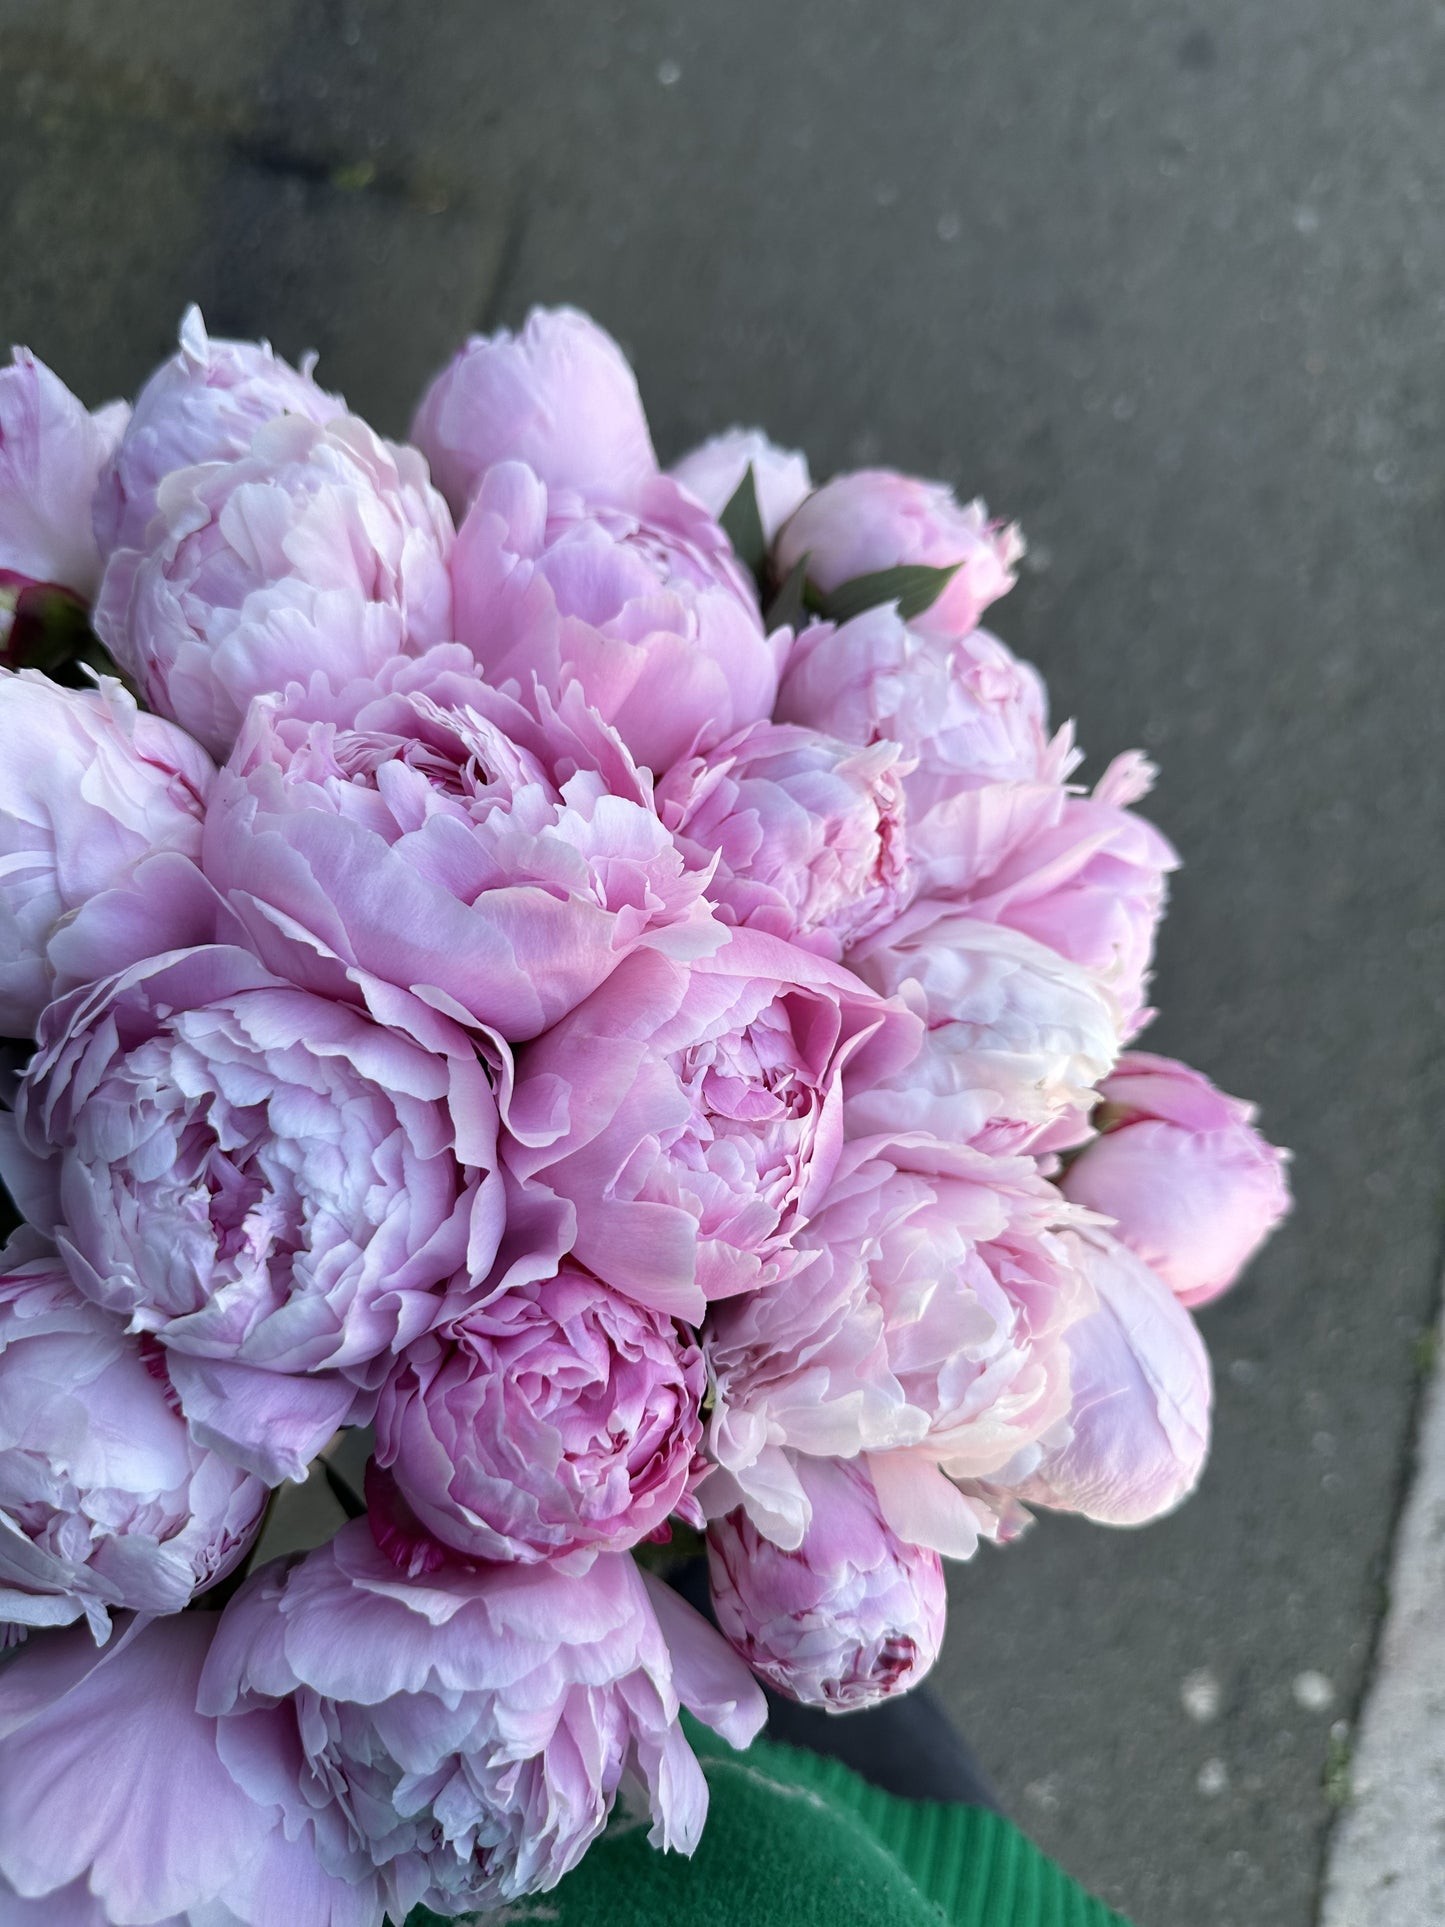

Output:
xmin=474 ymin=1716 xmax=1135 ymax=1927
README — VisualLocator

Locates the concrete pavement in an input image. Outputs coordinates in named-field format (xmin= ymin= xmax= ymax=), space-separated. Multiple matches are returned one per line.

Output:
xmin=1320 ymin=1294 xmax=1445 ymax=1926
xmin=4 ymin=4 xmax=1444 ymax=1920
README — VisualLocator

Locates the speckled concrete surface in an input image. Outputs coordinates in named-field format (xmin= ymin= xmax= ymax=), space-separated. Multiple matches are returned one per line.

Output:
xmin=1321 ymin=1297 xmax=1445 ymax=1927
xmin=3 ymin=5 xmax=1443 ymax=1922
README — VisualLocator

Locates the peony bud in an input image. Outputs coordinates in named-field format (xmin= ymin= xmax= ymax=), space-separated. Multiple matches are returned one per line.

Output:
xmin=1061 ymin=1052 xmax=1291 ymax=1307
xmin=1017 ymin=1227 xmax=1212 ymax=1526
xmin=670 ymin=427 xmax=812 ymax=543
xmin=411 ymin=306 xmax=657 ymax=515
xmin=707 ymin=1454 xmax=946 ymax=1712
xmin=775 ymin=469 xmax=1021 ymax=640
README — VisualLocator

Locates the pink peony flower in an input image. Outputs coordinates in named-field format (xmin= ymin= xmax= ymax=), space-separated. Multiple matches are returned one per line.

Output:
xmin=202 ymin=645 xmax=718 ymax=1043
xmin=0 ymin=668 xmax=215 ymax=1038
xmin=502 ymin=929 xmax=922 ymax=1321
xmin=94 ymin=306 xmax=344 ymax=560
xmin=776 ymin=607 xmax=1077 ymax=903
xmin=846 ymin=907 xmax=1121 ymax=1152
xmin=1015 ymin=1226 xmax=1212 ymax=1526
xmin=0 ymin=347 xmax=127 ymax=605
xmin=198 ymin=1521 xmax=765 ymax=1918
xmin=93 ymin=411 xmax=454 ymax=758
xmin=0 ymin=1229 xmax=267 ymax=1644
xmin=656 ymin=719 xmax=911 ymax=960
xmin=704 ymin=1132 xmax=1092 ymax=1552
xmin=707 ymin=1454 xmax=946 ymax=1711
xmin=2 ymin=944 xmax=503 ymax=1483
xmin=451 ymin=460 xmax=779 ymax=774
xmin=411 ymin=306 xmax=658 ymax=515
xmin=374 ymin=1259 xmax=705 ymax=1567
xmin=669 ymin=427 xmax=813 ymax=543
xmin=1060 ymin=1052 xmax=1291 ymax=1307
xmin=774 ymin=469 xmax=1022 ymax=640
xmin=0 ymin=1611 xmax=370 ymax=1927
xmin=961 ymin=751 xmax=1178 ymax=1038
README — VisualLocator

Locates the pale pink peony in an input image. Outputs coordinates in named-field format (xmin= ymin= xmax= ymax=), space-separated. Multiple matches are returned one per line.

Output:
xmin=374 ymin=1259 xmax=705 ymax=1568
xmin=707 ymin=1454 xmax=945 ymax=1712
xmin=703 ymin=1132 xmax=1092 ymax=1553
xmin=198 ymin=1521 xmax=765 ymax=1918
xmin=0 ymin=1611 xmax=371 ymax=1927
xmin=411 ymin=306 xmax=658 ymax=515
xmin=776 ymin=607 xmax=1077 ymax=903
xmin=2 ymin=944 xmax=503 ymax=1483
xmin=1060 ymin=1052 xmax=1291 ymax=1307
xmin=656 ymin=719 xmax=911 ymax=960
xmin=847 ymin=907 xmax=1121 ymax=1152
xmin=451 ymin=460 xmax=779 ymax=774
xmin=669 ymin=427 xmax=813 ymax=543
xmin=774 ymin=469 xmax=1023 ymax=640
xmin=502 ymin=929 xmax=921 ymax=1321
xmin=0 ymin=1229 xmax=267 ymax=1644
xmin=202 ymin=645 xmax=718 ymax=1043
xmin=93 ymin=411 xmax=454 ymax=758
xmin=0 ymin=347 xmax=127 ymax=606
xmin=0 ymin=669 xmax=216 ymax=1037
xmin=1015 ymin=1226 xmax=1212 ymax=1526
xmin=94 ymin=306 xmax=344 ymax=559
xmin=961 ymin=751 xmax=1179 ymax=1038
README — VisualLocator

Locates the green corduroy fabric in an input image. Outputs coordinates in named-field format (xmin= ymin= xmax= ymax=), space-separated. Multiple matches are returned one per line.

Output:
xmin=457 ymin=1716 xmax=1136 ymax=1927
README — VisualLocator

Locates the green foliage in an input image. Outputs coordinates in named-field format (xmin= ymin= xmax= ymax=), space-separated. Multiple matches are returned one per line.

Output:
xmin=2 ymin=582 xmax=128 ymax=690
xmin=718 ymin=463 xmax=768 ymax=588
xmin=763 ymin=554 xmax=811 ymax=636
xmin=815 ymin=560 xmax=962 ymax=626
xmin=631 ymin=1520 xmax=706 ymax=1575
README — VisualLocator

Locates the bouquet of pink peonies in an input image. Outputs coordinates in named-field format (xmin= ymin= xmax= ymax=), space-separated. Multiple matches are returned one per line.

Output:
xmin=0 ymin=307 xmax=1290 ymax=1926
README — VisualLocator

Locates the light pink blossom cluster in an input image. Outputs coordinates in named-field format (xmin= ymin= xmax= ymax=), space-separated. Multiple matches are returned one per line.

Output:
xmin=0 ymin=307 xmax=1290 ymax=1925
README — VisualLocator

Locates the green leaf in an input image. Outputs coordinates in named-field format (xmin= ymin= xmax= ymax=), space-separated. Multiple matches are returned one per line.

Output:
xmin=816 ymin=560 xmax=962 ymax=625
xmin=763 ymin=554 xmax=812 ymax=636
xmin=718 ymin=463 xmax=767 ymax=587
xmin=631 ymin=1521 xmax=706 ymax=1575
xmin=2 ymin=583 xmax=94 ymax=675
xmin=1 ymin=582 xmax=140 ymax=695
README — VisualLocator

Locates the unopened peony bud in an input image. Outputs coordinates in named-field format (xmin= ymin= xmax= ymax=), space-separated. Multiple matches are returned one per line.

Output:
xmin=708 ymin=1454 xmax=946 ymax=1711
xmin=1017 ymin=1227 xmax=1212 ymax=1526
xmin=775 ymin=469 xmax=1021 ymax=640
xmin=670 ymin=427 xmax=812 ymax=543
xmin=1061 ymin=1052 xmax=1290 ymax=1307
xmin=412 ymin=305 xmax=657 ymax=514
